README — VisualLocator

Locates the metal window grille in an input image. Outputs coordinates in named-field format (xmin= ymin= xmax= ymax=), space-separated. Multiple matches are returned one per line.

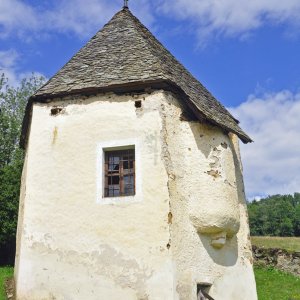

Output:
xmin=104 ymin=149 xmax=135 ymax=197
xmin=197 ymin=284 xmax=214 ymax=300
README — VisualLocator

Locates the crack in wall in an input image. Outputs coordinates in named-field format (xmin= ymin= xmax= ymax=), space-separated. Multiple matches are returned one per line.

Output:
xmin=158 ymin=98 xmax=175 ymax=251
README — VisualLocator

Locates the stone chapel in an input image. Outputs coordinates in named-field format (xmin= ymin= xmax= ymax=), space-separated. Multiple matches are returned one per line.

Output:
xmin=15 ymin=4 xmax=257 ymax=300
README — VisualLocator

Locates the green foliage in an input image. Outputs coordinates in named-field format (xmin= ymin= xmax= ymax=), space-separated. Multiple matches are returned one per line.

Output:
xmin=0 ymin=159 xmax=23 ymax=245
xmin=248 ymin=193 xmax=300 ymax=237
xmin=0 ymin=73 xmax=45 ymax=264
xmin=0 ymin=74 xmax=45 ymax=167
xmin=254 ymin=266 xmax=300 ymax=300
xmin=0 ymin=267 xmax=13 ymax=300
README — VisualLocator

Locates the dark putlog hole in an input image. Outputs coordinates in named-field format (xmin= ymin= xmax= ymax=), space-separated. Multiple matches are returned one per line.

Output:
xmin=135 ymin=100 xmax=142 ymax=108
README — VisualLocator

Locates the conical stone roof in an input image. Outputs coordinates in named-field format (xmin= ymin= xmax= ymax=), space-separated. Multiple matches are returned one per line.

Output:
xmin=21 ymin=8 xmax=251 ymax=148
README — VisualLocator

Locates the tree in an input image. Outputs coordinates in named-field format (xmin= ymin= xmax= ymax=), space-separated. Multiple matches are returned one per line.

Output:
xmin=0 ymin=74 xmax=45 ymax=265
xmin=294 ymin=204 xmax=300 ymax=236
xmin=247 ymin=193 xmax=300 ymax=237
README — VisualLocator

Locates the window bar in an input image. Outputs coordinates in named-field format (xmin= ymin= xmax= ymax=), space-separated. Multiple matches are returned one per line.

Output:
xmin=133 ymin=159 xmax=136 ymax=194
xmin=104 ymin=155 xmax=108 ymax=197
xmin=120 ymin=153 xmax=124 ymax=196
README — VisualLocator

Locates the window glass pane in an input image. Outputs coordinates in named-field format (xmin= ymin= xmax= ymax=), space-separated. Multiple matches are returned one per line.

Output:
xmin=108 ymin=186 xmax=120 ymax=196
xmin=124 ymin=175 xmax=133 ymax=185
xmin=104 ymin=149 xmax=135 ymax=198
xmin=108 ymin=187 xmax=113 ymax=197
xmin=113 ymin=188 xmax=120 ymax=196
xmin=109 ymin=162 xmax=119 ymax=171
xmin=111 ymin=176 xmax=119 ymax=185
xmin=124 ymin=186 xmax=134 ymax=195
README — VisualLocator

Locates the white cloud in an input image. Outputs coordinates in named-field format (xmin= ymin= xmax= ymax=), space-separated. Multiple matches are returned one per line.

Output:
xmin=0 ymin=0 xmax=118 ymax=39
xmin=44 ymin=0 xmax=119 ymax=38
xmin=0 ymin=0 xmax=154 ymax=40
xmin=0 ymin=49 xmax=18 ymax=68
xmin=156 ymin=0 xmax=300 ymax=43
xmin=0 ymin=0 xmax=39 ymax=39
xmin=229 ymin=90 xmax=300 ymax=199
xmin=2 ymin=0 xmax=300 ymax=43
xmin=0 ymin=49 xmax=45 ymax=87
xmin=0 ymin=50 xmax=20 ymax=86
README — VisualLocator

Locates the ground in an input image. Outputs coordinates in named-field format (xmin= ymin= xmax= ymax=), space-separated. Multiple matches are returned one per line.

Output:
xmin=0 ymin=267 xmax=13 ymax=300
xmin=255 ymin=266 xmax=300 ymax=300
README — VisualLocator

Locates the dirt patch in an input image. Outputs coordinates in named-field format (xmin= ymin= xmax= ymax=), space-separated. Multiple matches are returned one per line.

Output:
xmin=4 ymin=277 xmax=15 ymax=300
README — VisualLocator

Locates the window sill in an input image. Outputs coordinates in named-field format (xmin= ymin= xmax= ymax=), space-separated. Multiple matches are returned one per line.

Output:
xmin=98 ymin=195 xmax=140 ymax=205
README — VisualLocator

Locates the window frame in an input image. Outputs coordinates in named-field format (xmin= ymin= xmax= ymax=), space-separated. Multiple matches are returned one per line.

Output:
xmin=96 ymin=139 xmax=141 ymax=204
xmin=104 ymin=148 xmax=136 ymax=198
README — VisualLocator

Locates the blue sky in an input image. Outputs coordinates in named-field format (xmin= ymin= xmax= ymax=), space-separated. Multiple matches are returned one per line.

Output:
xmin=1 ymin=0 xmax=300 ymax=199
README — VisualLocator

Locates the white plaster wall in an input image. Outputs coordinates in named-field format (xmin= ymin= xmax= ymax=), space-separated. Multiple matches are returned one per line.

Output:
xmin=15 ymin=90 xmax=257 ymax=299
xmin=15 ymin=91 xmax=175 ymax=300
xmin=160 ymin=92 xmax=257 ymax=299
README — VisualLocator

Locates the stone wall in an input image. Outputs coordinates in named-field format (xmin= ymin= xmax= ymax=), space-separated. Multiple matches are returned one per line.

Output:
xmin=253 ymin=245 xmax=300 ymax=277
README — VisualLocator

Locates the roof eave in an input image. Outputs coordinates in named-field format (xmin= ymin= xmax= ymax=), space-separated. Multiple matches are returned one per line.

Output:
xmin=20 ymin=79 xmax=252 ymax=149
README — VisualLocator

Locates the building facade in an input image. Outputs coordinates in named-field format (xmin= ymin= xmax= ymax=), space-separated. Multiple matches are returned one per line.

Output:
xmin=15 ymin=7 xmax=257 ymax=300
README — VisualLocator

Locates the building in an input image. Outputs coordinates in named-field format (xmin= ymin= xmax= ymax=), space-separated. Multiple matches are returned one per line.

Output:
xmin=15 ymin=4 xmax=257 ymax=300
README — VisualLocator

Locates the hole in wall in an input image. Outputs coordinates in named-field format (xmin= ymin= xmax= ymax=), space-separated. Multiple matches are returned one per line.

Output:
xmin=168 ymin=212 xmax=173 ymax=224
xmin=197 ymin=283 xmax=214 ymax=300
xmin=51 ymin=107 xmax=63 ymax=116
xmin=135 ymin=100 xmax=142 ymax=108
xmin=221 ymin=142 xmax=228 ymax=149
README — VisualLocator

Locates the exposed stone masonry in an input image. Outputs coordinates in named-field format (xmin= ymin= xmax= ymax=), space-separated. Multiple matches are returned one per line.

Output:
xmin=253 ymin=245 xmax=300 ymax=277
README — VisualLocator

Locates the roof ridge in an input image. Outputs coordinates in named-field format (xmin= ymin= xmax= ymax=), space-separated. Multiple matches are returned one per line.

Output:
xmin=124 ymin=9 xmax=240 ymax=124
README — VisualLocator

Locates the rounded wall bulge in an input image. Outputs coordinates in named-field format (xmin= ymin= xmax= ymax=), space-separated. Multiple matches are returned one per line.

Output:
xmin=188 ymin=134 xmax=241 ymax=245
xmin=163 ymin=93 xmax=257 ymax=299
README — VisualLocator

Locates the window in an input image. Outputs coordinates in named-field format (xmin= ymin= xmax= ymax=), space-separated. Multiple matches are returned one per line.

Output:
xmin=104 ymin=149 xmax=135 ymax=197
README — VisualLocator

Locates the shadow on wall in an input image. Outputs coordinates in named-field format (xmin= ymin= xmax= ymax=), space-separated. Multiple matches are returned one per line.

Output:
xmin=228 ymin=134 xmax=247 ymax=207
xmin=189 ymin=123 xmax=213 ymax=159
xmin=199 ymin=234 xmax=238 ymax=267
xmin=189 ymin=123 xmax=242 ymax=267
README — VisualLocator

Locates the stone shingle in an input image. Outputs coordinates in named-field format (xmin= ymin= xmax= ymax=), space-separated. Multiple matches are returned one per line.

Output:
xmin=20 ymin=8 xmax=251 ymax=148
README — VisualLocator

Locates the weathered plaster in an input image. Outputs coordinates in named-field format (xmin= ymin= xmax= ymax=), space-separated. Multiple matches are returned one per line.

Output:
xmin=15 ymin=90 xmax=257 ymax=299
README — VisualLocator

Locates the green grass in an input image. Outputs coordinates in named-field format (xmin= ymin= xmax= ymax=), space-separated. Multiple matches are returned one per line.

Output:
xmin=0 ymin=267 xmax=13 ymax=300
xmin=251 ymin=236 xmax=300 ymax=252
xmin=255 ymin=266 xmax=300 ymax=300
